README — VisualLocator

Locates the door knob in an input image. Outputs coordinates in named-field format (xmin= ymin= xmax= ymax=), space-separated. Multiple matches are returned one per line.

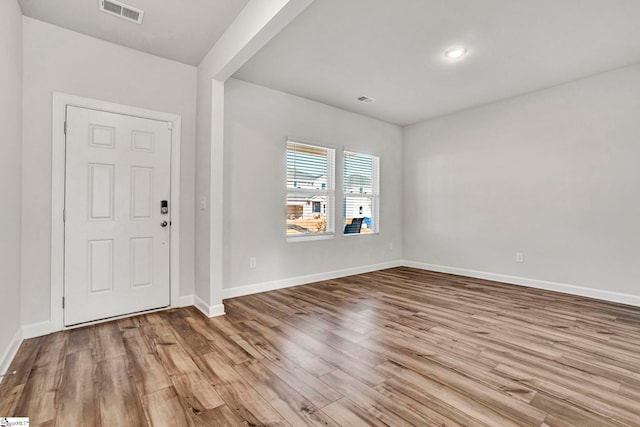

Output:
xmin=161 ymin=221 xmax=168 ymax=227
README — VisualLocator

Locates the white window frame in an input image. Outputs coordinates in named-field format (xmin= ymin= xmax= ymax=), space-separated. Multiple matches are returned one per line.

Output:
xmin=286 ymin=139 xmax=335 ymax=242
xmin=343 ymin=150 xmax=380 ymax=235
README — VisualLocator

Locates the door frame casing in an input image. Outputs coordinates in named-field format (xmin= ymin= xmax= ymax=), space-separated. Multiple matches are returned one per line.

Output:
xmin=51 ymin=92 xmax=182 ymax=332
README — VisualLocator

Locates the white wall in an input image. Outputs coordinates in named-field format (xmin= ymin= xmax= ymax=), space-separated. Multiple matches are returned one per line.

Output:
xmin=22 ymin=17 xmax=198 ymax=326
xmin=224 ymin=79 xmax=402 ymax=292
xmin=404 ymin=64 xmax=640 ymax=303
xmin=194 ymin=52 xmax=214 ymax=307
xmin=0 ymin=0 xmax=23 ymax=373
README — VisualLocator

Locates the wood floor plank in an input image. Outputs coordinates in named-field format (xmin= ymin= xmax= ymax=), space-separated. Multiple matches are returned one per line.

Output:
xmin=0 ymin=337 xmax=41 ymax=416
xmin=278 ymin=314 xmax=384 ymax=366
xmin=368 ymin=328 xmax=538 ymax=404
xmin=374 ymin=380 xmax=475 ymax=426
xmin=275 ymin=322 xmax=387 ymax=387
xmin=169 ymin=373 xmax=225 ymax=413
xmin=376 ymin=360 xmax=524 ymax=427
xmin=493 ymin=363 xmax=640 ymax=425
xmin=153 ymin=338 xmax=225 ymax=413
xmin=195 ymin=350 xmax=289 ymax=426
xmin=374 ymin=378 xmax=473 ymax=427
xmin=225 ymin=298 xmax=283 ymax=328
xmin=122 ymin=327 xmax=172 ymax=395
xmin=183 ymin=312 xmax=253 ymax=365
xmin=258 ymin=357 xmax=342 ymax=409
xmin=96 ymin=321 xmax=127 ymax=362
xmin=322 ymin=398 xmax=389 ymax=427
xmin=55 ymin=349 xmax=99 ymax=427
xmin=0 ymin=384 xmax=24 ymax=418
xmin=233 ymin=359 xmax=339 ymax=426
xmin=242 ymin=319 xmax=335 ymax=377
xmin=98 ymin=355 xmax=147 ymax=427
xmin=142 ymin=386 xmax=195 ymax=427
xmin=485 ymin=350 xmax=638 ymax=414
xmin=163 ymin=310 xmax=216 ymax=358
xmin=189 ymin=403 xmax=246 ymax=427
xmin=268 ymin=397 xmax=336 ymax=427
xmin=12 ymin=333 xmax=67 ymax=424
xmin=530 ymin=392 xmax=628 ymax=427
xmin=3 ymin=267 xmax=640 ymax=426
xmin=206 ymin=312 xmax=246 ymax=336
xmin=319 ymin=368 xmax=434 ymax=426
xmin=65 ymin=326 xmax=96 ymax=355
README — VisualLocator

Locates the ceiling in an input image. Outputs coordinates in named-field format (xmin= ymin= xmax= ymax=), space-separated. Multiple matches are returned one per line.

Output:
xmin=18 ymin=0 xmax=249 ymax=65
xmin=18 ymin=0 xmax=640 ymax=126
xmin=234 ymin=0 xmax=640 ymax=126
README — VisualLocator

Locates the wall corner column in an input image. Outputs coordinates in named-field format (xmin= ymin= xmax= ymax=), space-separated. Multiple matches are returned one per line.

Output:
xmin=208 ymin=78 xmax=226 ymax=316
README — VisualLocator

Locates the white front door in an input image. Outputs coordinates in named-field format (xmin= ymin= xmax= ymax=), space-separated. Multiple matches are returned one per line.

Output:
xmin=64 ymin=106 xmax=172 ymax=326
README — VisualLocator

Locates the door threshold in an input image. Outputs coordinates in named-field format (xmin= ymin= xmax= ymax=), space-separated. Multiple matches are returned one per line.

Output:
xmin=63 ymin=305 xmax=171 ymax=330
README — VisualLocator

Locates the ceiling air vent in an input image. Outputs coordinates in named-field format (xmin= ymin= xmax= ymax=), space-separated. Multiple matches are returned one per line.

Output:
xmin=100 ymin=0 xmax=144 ymax=24
xmin=356 ymin=96 xmax=376 ymax=104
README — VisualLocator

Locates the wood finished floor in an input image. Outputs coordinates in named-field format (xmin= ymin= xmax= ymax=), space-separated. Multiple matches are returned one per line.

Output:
xmin=2 ymin=267 xmax=640 ymax=426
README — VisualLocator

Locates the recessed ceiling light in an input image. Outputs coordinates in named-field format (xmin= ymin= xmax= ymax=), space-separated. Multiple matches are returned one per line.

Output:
xmin=444 ymin=47 xmax=467 ymax=59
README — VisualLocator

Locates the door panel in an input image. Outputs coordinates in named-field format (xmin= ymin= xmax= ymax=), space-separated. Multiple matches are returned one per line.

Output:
xmin=64 ymin=106 xmax=171 ymax=326
xmin=131 ymin=166 xmax=153 ymax=219
xmin=88 ymin=239 xmax=114 ymax=293
xmin=88 ymin=163 xmax=115 ymax=220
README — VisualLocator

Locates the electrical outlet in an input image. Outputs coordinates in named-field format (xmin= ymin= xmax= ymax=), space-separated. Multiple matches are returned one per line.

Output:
xmin=199 ymin=196 xmax=207 ymax=211
xmin=249 ymin=257 xmax=257 ymax=269
xmin=389 ymin=242 xmax=393 ymax=251
xmin=515 ymin=252 xmax=524 ymax=263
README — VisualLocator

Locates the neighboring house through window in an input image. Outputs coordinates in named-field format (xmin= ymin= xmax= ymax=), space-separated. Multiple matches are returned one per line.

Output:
xmin=344 ymin=150 xmax=379 ymax=234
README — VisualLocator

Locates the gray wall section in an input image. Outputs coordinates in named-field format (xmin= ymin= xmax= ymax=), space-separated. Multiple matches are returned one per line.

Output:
xmin=223 ymin=78 xmax=403 ymax=290
xmin=0 ymin=0 xmax=23 ymax=368
xmin=404 ymin=64 xmax=640 ymax=297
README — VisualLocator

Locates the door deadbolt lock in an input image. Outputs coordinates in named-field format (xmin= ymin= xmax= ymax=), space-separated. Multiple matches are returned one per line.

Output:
xmin=161 ymin=221 xmax=168 ymax=227
xmin=161 ymin=200 xmax=169 ymax=214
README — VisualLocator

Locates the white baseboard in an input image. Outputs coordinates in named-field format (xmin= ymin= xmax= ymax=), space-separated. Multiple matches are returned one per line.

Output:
xmin=403 ymin=260 xmax=640 ymax=308
xmin=222 ymin=260 xmax=403 ymax=300
xmin=0 ymin=328 xmax=23 ymax=377
xmin=22 ymin=320 xmax=52 ymax=339
xmin=178 ymin=294 xmax=194 ymax=307
xmin=194 ymin=295 xmax=226 ymax=318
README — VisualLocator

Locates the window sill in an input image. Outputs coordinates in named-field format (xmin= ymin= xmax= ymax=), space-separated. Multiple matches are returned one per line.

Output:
xmin=287 ymin=233 xmax=335 ymax=243
xmin=343 ymin=231 xmax=380 ymax=237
